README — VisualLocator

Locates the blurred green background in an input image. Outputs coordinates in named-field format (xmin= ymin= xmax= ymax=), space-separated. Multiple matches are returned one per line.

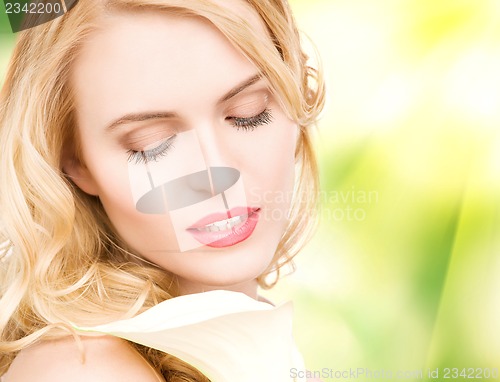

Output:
xmin=1 ymin=0 xmax=499 ymax=380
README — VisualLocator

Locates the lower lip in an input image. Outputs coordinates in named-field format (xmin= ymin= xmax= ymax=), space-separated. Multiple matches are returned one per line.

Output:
xmin=187 ymin=208 xmax=260 ymax=248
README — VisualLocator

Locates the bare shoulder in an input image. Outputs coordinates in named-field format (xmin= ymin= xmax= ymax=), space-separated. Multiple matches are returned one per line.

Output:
xmin=3 ymin=335 xmax=163 ymax=382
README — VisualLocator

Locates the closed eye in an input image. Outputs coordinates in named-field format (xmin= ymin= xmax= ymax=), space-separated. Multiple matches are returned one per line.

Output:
xmin=127 ymin=135 xmax=177 ymax=164
xmin=227 ymin=109 xmax=273 ymax=131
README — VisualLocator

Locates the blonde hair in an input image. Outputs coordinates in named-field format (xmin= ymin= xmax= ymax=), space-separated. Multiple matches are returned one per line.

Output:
xmin=0 ymin=0 xmax=325 ymax=380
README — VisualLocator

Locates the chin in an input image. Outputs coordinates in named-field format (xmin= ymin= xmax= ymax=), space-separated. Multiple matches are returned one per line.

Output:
xmin=166 ymin=247 xmax=275 ymax=292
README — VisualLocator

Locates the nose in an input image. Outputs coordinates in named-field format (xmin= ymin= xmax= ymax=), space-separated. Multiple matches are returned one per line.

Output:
xmin=193 ymin=121 xmax=228 ymax=168
xmin=185 ymin=123 xmax=233 ymax=194
xmin=136 ymin=167 xmax=240 ymax=213
xmin=135 ymin=126 xmax=242 ymax=213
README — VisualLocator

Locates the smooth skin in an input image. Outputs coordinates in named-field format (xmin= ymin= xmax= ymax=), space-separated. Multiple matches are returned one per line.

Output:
xmin=3 ymin=336 xmax=163 ymax=382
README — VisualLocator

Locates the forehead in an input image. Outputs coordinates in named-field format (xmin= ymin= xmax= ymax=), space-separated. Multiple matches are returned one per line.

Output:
xmin=70 ymin=8 xmax=267 ymax=130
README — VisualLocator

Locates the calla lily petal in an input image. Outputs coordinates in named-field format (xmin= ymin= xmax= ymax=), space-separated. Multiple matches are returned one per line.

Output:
xmin=75 ymin=290 xmax=306 ymax=382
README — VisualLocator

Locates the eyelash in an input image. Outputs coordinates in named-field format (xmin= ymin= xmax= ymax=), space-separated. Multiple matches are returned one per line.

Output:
xmin=229 ymin=108 xmax=273 ymax=131
xmin=127 ymin=136 xmax=176 ymax=164
xmin=127 ymin=109 xmax=273 ymax=164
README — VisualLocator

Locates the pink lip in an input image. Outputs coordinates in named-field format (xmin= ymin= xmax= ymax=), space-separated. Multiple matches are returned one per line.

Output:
xmin=187 ymin=206 xmax=260 ymax=248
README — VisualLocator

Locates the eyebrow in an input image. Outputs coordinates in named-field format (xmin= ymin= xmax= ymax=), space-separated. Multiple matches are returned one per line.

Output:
xmin=105 ymin=73 xmax=263 ymax=132
xmin=218 ymin=73 xmax=262 ymax=103
xmin=106 ymin=111 xmax=177 ymax=131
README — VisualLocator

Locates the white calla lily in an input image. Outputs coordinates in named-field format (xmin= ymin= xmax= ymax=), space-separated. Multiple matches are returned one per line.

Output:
xmin=75 ymin=290 xmax=306 ymax=382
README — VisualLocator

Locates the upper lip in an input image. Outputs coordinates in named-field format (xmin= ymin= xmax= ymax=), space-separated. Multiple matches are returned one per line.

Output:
xmin=187 ymin=206 xmax=260 ymax=230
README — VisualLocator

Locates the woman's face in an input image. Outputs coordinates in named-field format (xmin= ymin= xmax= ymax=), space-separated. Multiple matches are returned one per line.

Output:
xmin=67 ymin=9 xmax=298 ymax=294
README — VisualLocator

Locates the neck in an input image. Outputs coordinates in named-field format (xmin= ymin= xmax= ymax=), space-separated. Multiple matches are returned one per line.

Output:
xmin=176 ymin=278 xmax=260 ymax=300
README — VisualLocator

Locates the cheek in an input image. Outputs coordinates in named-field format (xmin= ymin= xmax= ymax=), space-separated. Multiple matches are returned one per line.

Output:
xmin=82 ymin=151 xmax=179 ymax=253
xmin=85 ymin=153 xmax=132 ymax=207
xmin=87 ymin=158 xmax=137 ymax=225
xmin=244 ymin=119 xmax=298 ymax=199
